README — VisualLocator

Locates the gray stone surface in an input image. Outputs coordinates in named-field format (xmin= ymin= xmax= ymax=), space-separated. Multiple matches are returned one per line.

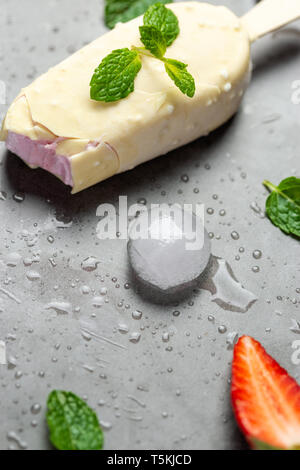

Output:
xmin=0 ymin=0 xmax=299 ymax=450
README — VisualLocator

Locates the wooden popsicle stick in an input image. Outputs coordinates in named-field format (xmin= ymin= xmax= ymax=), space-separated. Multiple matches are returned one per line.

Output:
xmin=241 ymin=0 xmax=300 ymax=43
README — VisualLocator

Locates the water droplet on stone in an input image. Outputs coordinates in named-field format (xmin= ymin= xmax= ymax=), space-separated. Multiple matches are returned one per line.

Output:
xmin=92 ymin=296 xmax=104 ymax=308
xmin=13 ymin=193 xmax=25 ymax=203
xmin=129 ymin=332 xmax=141 ymax=343
xmin=218 ymin=325 xmax=227 ymax=334
xmin=231 ymin=231 xmax=240 ymax=240
xmin=252 ymin=250 xmax=262 ymax=260
xmin=132 ymin=310 xmax=142 ymax=320
xmin=81 ymin=256 xmax=99 ymax=272
xmin=162 ymin=332 xmax=170 ymax=342
xmin=31 ymin=403 xmax=41 ymax=414
xmin=226 ymin=331 xmax=238 ymax=349
xmin=26 ymin=271 xmax=40 ymax=281
xmin=118 ymin=324 xmax=129 ymax=334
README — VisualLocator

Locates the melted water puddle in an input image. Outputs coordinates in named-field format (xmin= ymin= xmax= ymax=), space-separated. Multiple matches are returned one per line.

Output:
xmin=200 ymin=256 xmax=257 ymax=313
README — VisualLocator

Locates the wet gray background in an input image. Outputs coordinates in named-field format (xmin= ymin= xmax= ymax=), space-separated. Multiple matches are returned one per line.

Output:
xmin=0 ymin=0 xmax=299 ymax=450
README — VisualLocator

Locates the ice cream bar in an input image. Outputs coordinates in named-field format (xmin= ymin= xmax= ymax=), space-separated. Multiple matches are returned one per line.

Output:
xmin=1 ymin=1 xmax=299 ymax=193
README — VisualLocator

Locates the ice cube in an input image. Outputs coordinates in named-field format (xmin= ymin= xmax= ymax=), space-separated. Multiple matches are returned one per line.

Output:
xmin=128 ymin=205 xmax=211 ymax=303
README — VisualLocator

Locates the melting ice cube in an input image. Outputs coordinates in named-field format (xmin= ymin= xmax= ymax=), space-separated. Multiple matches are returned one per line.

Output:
xmin=128 ymin=205 xmax=211 ymax=303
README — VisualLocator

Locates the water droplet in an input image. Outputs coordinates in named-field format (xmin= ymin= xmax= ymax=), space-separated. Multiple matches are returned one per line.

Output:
xmin=81 ymin=256 xmax=99 ymax=272
xmin=207 ymin=208 xmax=214 ymax=215
xmin=132 ymin=310 xmax=142 ymax=320
xmin=13 ymin=193 xmax=25 ymax=203
xmin=181 ymin=174 xmax=189 ymax=183
xmin=47 ymin=235 xmax=55 ymax=244
xmin=31 ymin=403 xmax=41 ymax=414
xmin=81 ymin=285 xmax=90 ymax=294
xmin=231 ymin=231 xmax=240 ymax=240
xmin=92 ymin=296 xmax=104 ymax=308
xmin=136 ymin=197 xmax=147 ymax=206
xmin=290 ymin=319 xmax=300 ymax=334
xmin=226 ymin=332 xmax=238 ymax=350
xmin=129 ymin=332 xmax=141 ymax=343
xmin=162 ymin=332 xmax=170 ymax=342
xmin=6 ymin=253 xmax=22 ymax=267
xmin=100 ymin=420 xmax=112 ymax=430
xmin=252 ymin=266 xmax=260 ymax=273
xmin=7 ymin=355 xmax=17 ymax=369
xmin=250 ymin=201 xmax=265 ymax=218
xmin=219 ymin=209 xmax=226 ymax=216
xmin=26 ymin=271 xmax=40 ymax=281
xmin=218 ymin=325 xmax=227 ymax=334
xmin=45 ymin=302 xmax=72 ymax=315
xmin=7 ymin=431 xmax=27 ymax=449
xmin=118 ymin=324 xmax=129 ymax=334
xmin=201 ymin=256 xmax=257 ymax=313
xmin=252 ymin=250 xmax=262 ymax=260
xmin=172 ymin=310 xmax=180 ymax=317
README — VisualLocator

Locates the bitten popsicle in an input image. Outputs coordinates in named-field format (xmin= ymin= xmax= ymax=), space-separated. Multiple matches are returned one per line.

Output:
xmin=1 ymin=1 xmax=299 ymax=193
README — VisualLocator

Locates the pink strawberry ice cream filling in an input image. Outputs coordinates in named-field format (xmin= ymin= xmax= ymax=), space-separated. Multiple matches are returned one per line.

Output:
xmin=6 ymin=131 xmax=73 ymax=187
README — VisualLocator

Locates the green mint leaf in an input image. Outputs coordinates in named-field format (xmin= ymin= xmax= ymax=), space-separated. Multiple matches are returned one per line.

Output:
xmin=164 ymin=58 xmax=195 ymax=98
xmin=263 ymin=177 xmax=300 ymax=238
xmin=105 ymin=0 xmax=172 ymax=30
xmin=46 ymin=390 xmax=104 ymax=450
xmin=90 ymin=48 xmax=142 ymax=102
xmin=143 ymin=3 xmax=179 ymax=46
xmin=139 ymin=25 xmax=166 ymax=58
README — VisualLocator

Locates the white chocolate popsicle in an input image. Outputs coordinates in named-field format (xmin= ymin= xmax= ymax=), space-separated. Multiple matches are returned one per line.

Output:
xmin=1 ymin=1 xmax=299 ymax=193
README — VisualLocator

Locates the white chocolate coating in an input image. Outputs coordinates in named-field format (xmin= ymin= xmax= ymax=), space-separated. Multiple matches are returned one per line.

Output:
xmin=0 ymin=2 xmax=251 ymax=193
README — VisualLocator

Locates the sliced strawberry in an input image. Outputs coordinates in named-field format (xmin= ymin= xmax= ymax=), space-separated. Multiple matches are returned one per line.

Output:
xmin=232 ymin=335 xmax=300 ymax=450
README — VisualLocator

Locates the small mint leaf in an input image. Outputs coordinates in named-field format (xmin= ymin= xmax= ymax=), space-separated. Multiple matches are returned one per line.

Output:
xmin=143 ymin=3 xmax=179 ymax=46
xmin=105 ymin=0 xmax=172 ymax=30
xmin=139 ymin=25 xmax=166 ymax=58
xmin=46 ymin=390 xmax=104 ymax=450
xmin=90 ymin=48 xmax=142 ymax=102
xmin=263 ymin=177 xmax=300 ymax=238
xmin=164 ymin=58 xmax=195 ymax=98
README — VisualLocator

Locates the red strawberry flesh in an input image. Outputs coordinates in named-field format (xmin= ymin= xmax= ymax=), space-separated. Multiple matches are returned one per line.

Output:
xmin=231 ymin=335 xmax=300 ymax=449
